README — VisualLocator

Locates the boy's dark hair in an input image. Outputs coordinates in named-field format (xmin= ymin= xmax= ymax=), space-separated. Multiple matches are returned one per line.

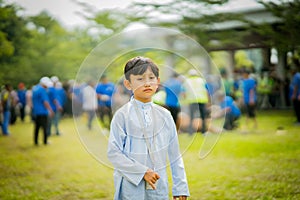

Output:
xmin=124 ymin=56 xmax=159 ymax=81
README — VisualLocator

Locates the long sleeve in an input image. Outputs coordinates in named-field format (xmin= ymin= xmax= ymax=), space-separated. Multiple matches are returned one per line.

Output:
xmin=168 ymin=121 xmax=190 ymax=197
xmin=107 ymin=108 xmax=148 ymax=186
xmin=108 ymin=100 xmax=190 ymax=199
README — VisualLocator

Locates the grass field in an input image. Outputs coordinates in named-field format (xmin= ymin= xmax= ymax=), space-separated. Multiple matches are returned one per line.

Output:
xmin=0 ymin=109 xmax=299 ymax=199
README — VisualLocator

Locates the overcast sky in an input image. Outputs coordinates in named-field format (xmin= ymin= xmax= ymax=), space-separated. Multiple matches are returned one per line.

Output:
xmin=8 ymin=0 xmax=262 ymax=28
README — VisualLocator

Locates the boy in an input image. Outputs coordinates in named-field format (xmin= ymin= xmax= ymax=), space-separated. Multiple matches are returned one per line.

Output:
xmin=107 ymin=56 xmax=190 ymax=200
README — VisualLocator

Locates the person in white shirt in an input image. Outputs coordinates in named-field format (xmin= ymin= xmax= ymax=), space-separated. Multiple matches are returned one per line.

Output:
xmin=82 ymin=80 xmax=98 ymax=130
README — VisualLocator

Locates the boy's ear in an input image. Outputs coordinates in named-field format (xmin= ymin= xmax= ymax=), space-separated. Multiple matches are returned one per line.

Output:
xmin=123 ymin=79 xmax=131 ymax=90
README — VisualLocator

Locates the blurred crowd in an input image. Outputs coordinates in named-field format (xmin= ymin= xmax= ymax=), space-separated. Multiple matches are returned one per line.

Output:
xmin=0 ymin=76 xmax=69 ymax=144
xmin=1 ymin=63 xmax=299 ymax=142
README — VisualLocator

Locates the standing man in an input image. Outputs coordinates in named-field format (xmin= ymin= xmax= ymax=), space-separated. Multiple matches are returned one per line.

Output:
xmin=242 ymin=69 xmax=257 ymax=130
xmin=291 ymin=66 xmax=300 ymax=125
xmin=82 ymin=80 xmax=98 ymax=130
xmin=53 ymin=81 xmax=66 ymax=135
xmin=96 ymin=74 xmax=115 ymax=128
xmin=47 ymin=76 xmax=63 ymax=136
xmin=17 ymin=82 xmax=27 ymax=122
xmin=32 ymin=77 xmax=54 ymax=145
xmin=164 ymin=73 xmax=184 ymax=130
xmin=184 ymin=69 xmax=210 ymax=135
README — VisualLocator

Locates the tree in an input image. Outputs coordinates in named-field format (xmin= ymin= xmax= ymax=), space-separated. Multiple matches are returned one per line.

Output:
xmin=74 ymin=0 xmax=131 ymax=41
xmin=127 ymin=0 xmax=249 ymax=50
xmin=0 ymin=0 xmax=97 ymax=87
xmin=0 ymin=0 xmax=31 ymax=85
xmin=255 ymin=0 xmax=300 ymax=66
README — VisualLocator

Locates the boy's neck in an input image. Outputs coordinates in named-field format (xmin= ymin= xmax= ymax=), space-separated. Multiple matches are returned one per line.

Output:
xmin=133 ymin=97 xmax=152 ymax=104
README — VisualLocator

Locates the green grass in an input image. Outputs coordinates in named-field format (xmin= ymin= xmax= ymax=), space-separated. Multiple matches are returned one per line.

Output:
xmin=0 ymin=109 xmax=299 ymax=199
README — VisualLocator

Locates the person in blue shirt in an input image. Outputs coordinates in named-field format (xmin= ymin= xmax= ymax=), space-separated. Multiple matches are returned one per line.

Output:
xmin=17 ymin=82 xmax=27 ymax=122
xmin=290 ymin=66 xmax=300 ymax=124
xmin=242 ymin=69 xmax=257 ymax=129
xmin=51 ymin=79 xmax=65 ymax=135
xmin=47 ymin=79 xmax=62 ymax=136
xmin=216 ymin=91 xmax=241 ymax=130
xmin=107 ymin=56 xmax=190 ymax=200
xmin=71 ymin=82 xmax=83 ymax=117
xmin=163 ymin=73 xmax=184 ymax=130
xmin=55 ymin=82 xmax=67 ymax=113
xmin=96 ymin=74 xmax=115 ymax=128
xmin=32 ymin=77 xmax=54 ymax=145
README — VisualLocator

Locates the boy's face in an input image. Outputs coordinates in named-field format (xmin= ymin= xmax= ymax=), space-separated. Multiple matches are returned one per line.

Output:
xmin=124 ymin=67 xmax=160 ymax=103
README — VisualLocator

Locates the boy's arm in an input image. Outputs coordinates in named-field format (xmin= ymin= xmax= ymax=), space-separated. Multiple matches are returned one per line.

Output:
xmin=168 ymin=119 xmax=190 ymax=198
xmin=107 ymin=114 xmax=148 ymax=186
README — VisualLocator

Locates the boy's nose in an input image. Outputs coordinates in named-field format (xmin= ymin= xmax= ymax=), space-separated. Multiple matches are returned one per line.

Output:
xmin=144 ymin=81 xmax=151 ymax=87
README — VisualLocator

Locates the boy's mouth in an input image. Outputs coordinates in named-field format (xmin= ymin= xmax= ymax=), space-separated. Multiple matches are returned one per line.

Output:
xmin=143 ymin=88 xmax=152 ymax=92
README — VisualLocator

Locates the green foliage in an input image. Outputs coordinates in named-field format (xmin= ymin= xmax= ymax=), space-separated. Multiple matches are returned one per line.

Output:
xmin=130 ymin=0 xmax=249 ymax=50
xmin=234 ymin=50 xmax=254 ymax=69
xmin=0 ymin=31 xmax=14 ymax=57
xmin=255 ymin=0 xmax=300 ymax=51
xmin=0 ymin=2 xmax=28 ymax=62
xmin=210 ymin=51 xmax=230 ymax=69
xmin=0 ymin=1 xmax=96 ymax=87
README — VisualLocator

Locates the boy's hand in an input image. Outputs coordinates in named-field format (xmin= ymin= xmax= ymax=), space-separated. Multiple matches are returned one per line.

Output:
xmin=143 ymin=169 xmax=160 ymax=189
xmin=173 ymin=196 xmax=187 ymax=200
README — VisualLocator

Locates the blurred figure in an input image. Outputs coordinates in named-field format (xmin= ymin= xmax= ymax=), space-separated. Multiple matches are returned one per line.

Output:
xmin=163 ymin=73 xmax=184 ymax=130
xmin=47 ymin=76 xmax=63 ymax=136
xmin=257 ymin=71 xmax=271 ymax=109
xmin=26 ymin=86 xmax=34 ymax=121
xmin=32 ymin=77 xmax=54 ymax=145
xmin=82 ymin=80 xmax=98 ymax=130
xmin=1 ymin=84 xmax=12 ymax=135
xmin=96 ymin=75 xmax=115 ymax=128
xmin=232 ymin=70 xmax=244 ymax=108
xmin=215 ymin=91 xmax=241 ymax=130
xmin=9 ymin=86 xmax=18 ymax=125
xmin=184 ymin=69 xmax=210 ymax=134
xmin=268 ymin=67 xmax=281 ymax=108
xmin=290 ymin=66 xmax=300 ymax=125
xmin=17 ymin=82 xmax=27 ymax=122
xmin=242 ymin=69 xmax=257 ymax=130
xmin=112 ymin=80 xmax=130 ymax=113
xmin=153 ymin=84 xmax=166 ymax=107
xmin=71 ymin=81 xmax=83 ymax=117
xmin=221 ymin=69 xmax=234 ymax=96
xmin=57 ymin=82 xmax=67 ymax=107
xmin=0 ymin=96 xmax=2 ymax=129
xmin=63 ymin=80 xmax=74 ymax=116
xmin=46 ymin=79 xmax=55 ymax=136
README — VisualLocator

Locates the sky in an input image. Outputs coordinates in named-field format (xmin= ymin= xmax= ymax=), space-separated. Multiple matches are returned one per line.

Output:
xmin=7 ymin=0 xmax=262 ymax=28
xmin=8 ymin=0 xmax=136 ymax=27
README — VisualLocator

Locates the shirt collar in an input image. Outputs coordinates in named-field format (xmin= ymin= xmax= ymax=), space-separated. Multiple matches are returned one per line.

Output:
xmin=130 ymin=96 xmax=153 ymax=110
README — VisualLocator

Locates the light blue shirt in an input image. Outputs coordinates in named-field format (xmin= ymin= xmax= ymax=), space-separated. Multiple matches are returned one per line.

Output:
xmin=107 ymin=98 xmax=190 ymax=200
